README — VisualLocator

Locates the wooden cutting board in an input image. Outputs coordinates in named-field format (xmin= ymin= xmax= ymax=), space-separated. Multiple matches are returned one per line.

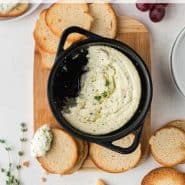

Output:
xmin=34 ymin=16 xmax=151 ymax=169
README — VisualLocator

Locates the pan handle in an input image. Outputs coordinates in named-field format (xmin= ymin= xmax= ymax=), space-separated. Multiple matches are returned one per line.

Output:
xmin=56 ymin=26 xmax=104 ymax=58
xmin=98 ymin=125 xmax=143 ymax=154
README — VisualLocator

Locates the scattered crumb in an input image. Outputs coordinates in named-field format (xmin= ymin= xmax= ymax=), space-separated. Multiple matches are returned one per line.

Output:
xmin=22 ymin=161 xmax=30 ymax=167
xmin=96 ymin=179 xmax=107 ymax=185
xmin=41 ymin=177 xmax=47 ymax=183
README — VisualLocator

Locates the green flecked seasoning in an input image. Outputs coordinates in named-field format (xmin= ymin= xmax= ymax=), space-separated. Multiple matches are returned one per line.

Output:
xmin=105 ymin=79 xmax=110 ymax=86
xmin=94 ymin=96 xmax=102 ymax=101
xmin=102 ymin=91 xmax=108 ymax=97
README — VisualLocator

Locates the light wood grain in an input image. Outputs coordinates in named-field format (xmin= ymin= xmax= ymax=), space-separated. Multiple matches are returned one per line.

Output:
xmin=34 ymin=16 xmax=151 ymax=170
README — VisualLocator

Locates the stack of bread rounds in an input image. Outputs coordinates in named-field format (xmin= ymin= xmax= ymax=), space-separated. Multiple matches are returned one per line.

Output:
xmin=0 ymin=1 xmax=29 ymax=17
xmin=90 ymin=134 xmax=142 ymax=173
xmin=89 ymin=3 xmax=117 ymax=38
xmin=166 ymin=120 xmax=185 ymax=131
xmin=149 ymin=120 xmax=185 ymax=167
xmin=34 ymin=10 xmax=60 ymax=54
xmin=141 ymin=167 xmax=185 ymax=185
xmin=34 ymin=3 xmax=118 ymax=69
xmin=65 ymin=139 xmax=88 ymax=174
xmin=37 ymin=128 xmax=88 ymax=174
xmin=38 ymin=48 xmax=56 ymax=69
xmin=46 ymin=3 xmax=93 ymax=41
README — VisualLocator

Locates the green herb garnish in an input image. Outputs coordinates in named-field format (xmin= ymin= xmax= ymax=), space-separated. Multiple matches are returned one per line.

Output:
xmin=0 ymin=122 xmax=28 ymax=185
xmin=20 ymin=123 xmax=26 ymax=128
xmin=105 ymin=79 xmax=110 ymax=86
xmin=18 ymin=151 xmax=24 ymax=156
xmin=16 ymin=165 xmax=21 ymax=170
xmin=20 ymin=138 xmax=27 ymax=142
xmin=5 ymin=147 xmax=11 ymax=151
xmin=94 ymin=96 xmax=102 ymax=101
xmin=1 ymin=168 xmax=5 ymax=173
xmin=102 ymin=91 xmax=108 ymax=97
xmin=0 ymin=139 xmax=5 ymax=143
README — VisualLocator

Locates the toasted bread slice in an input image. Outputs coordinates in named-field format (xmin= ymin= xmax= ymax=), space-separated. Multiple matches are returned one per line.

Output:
xmin=167 ymin=120 xmax=185 ymax=164
xmin=90 ymin=134 xmax=141 ymax=173
xmin=166 ymin=120 xmax=185 ymax=132
xmin=0 ymin=2 xmax=29 ymax=17
xmin=149 ymin=126 xmax=185 ymax=167
xmin=38 ymin=43 xmax=74 ymax=69
xmin=142 ymin=167 xmax=185 ymax=185
xmin=34 ymin=10 xmax=60 ymax=54
xmin=45 ymin=3 xmax=93 ymax=41
xmin=89 ymin=3 xmax=117 ymax=38
xmin=37 ymin=128 xmax=78 ymax=174
xmin=66 ymin=140 xmax=88 ymax=174
xmin=38 ymin=48 xmax=56 ymax=69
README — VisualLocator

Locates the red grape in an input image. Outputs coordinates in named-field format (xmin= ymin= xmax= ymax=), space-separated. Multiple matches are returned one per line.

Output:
xmin=149 ymin=5 xmax=165 ymax=22
xmin=136 ymin=3 xmax=154 ymax=12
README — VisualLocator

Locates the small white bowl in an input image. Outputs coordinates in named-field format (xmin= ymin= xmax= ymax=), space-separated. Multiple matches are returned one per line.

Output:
xmin=0 ymin=2 xmax=41 ymax=22
xmin=170 ymin=26 xmax=185 ymax=97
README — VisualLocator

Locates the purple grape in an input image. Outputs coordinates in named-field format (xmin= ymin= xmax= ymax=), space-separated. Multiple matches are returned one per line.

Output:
xmin=136 ymin=3 xmax=154 ymax=12
xmin=149 ymin=5 xmax=166 ymax=22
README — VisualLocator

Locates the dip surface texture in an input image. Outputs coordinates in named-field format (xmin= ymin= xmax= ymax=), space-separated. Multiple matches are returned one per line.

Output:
xmin=31 ymin=124 xmax=53 ymax=157
xmin=62 ymin=45 xmax=141 ymax=135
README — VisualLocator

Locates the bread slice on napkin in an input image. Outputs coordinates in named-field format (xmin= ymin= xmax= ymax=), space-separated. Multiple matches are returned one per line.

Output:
xmin=45 ymin=3 xmax=93 ymax=41
xmin=141 ymin=167 xmax=185 ymax=185
xmin=90 ymin=134 xmax=141 ymax=173
xmin=89 ymin=3 xmax=117 ymax=38
xmin=149 ymin=126 xmax=185 ymax=167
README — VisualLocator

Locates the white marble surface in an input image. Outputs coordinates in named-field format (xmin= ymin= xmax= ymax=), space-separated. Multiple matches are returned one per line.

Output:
xmin=0 ymin=3 xmax=185 ymax=185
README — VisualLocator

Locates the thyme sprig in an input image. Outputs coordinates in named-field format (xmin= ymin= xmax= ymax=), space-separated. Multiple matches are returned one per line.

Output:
xmin=0 ymin=122 xmax=28 ymax=185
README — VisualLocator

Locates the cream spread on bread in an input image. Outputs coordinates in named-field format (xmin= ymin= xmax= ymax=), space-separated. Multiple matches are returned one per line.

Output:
xmin=62 ymin=45 xmax=141 ymax=135
xmin=31 ymin=124 xmax=53 ymax=157
xmin=0 ymin=3 xmax=18 ymax=13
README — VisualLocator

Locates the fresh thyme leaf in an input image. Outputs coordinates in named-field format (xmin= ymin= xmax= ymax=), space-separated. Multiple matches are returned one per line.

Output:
xmin=21 ymin=128 xmax=28 ymax=132
xmin=16 ymin=165 xmax=21 ymax=170
xmin=94 ymin=96 xmax=102 ymax=101
xmin=18 ymin=151 xmax=24 ymax=156
xmin=8 ymin=163 xmax=12 ymax=168
xmin=15 ymin=179 xmax=20 ymax=185
xmin=1 ymin=168 xmax=5 ymax=173
xmin=0 ymin=139 xmax=5 ymax=143
xmin=20 ymin=138 xmax=27 ymax=142
xmin=5 ymin=147 xmax=11 ymax=151
xmin=20 ymin=123 xmax=26 ymax=128
xmin=6 ymin=171 xmax=10 ymax=177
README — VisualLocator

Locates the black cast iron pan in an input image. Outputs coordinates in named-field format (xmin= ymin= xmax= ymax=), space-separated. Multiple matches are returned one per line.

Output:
xmin=47 ymin=26 xmax=152 ymax=154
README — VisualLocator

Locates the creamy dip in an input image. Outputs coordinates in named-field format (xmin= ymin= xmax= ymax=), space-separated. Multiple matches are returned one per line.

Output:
xmin=0 ymin=2 xmax=18 ymax=13
xmin=62 ymin=45 xmax=141 ymax=135
xmin=31 ymin=124 xmax=53 ymax=158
